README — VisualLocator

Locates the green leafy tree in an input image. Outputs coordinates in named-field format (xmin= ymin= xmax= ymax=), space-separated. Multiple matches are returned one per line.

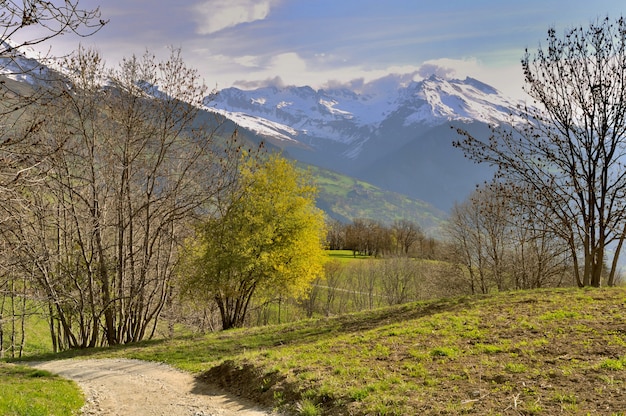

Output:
xmin=180 ymin=154 xmax=327 ymax=329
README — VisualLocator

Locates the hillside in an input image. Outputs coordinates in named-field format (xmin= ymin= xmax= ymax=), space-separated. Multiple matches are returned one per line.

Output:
xmin=0 ymin=48 xmax=493 ymax=217
xmin=17 ymin=287 xmax=626 ymax=415
xmin=193 ymin=107 xmax=448 ymax=228
xmin=307 ymin=164 xmax=446 ymax=230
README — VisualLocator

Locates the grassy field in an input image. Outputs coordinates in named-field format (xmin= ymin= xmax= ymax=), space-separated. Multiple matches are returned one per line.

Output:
xmin=0 ymin=363 xmax=83 ymax=415
xmin=8 ymin=286 xmax=626 ymax=415
xmin=326 ymin=249 xmax=370 ymax=262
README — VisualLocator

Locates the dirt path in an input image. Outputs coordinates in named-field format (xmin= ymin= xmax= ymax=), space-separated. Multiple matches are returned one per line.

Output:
xmin=30 ymin=358 xmax=272 ymax=416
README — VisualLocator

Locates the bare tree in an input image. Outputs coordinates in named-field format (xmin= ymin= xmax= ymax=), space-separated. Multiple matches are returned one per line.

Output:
xmin=507 ymin=186 xmax=573 ymax=289
xmin=455 ymin=16 xmax=626 ymax=287
xmin=379 ymin=257 xmax=421 ymax=305
xmin=0 ymin=1 xmax=106 ymax=352
xmin=445 ymin=195 xmax=491 ymax=294
xmin=391 ymin=219 xmax=422 ymax=256
xmin=325 ymin=219 xmax=346 ymax=250
xmin=4 ymin=48 xmax=240 ymax=348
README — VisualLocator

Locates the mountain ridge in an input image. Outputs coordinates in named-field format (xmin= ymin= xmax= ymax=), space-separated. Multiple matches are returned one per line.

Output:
xmin=0 ymin=45 xmax=510 ymax=216
xmin=206 ymin=74 xmax=520 ymax=211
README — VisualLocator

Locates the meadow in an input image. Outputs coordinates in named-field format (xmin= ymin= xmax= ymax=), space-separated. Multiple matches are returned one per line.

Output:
xmin=6 ymin=286 xmax=626 ymax=415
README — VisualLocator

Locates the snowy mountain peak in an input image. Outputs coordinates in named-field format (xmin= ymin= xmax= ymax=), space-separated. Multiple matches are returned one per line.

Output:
xmin=207 ymin=75 xmax=524 ymax=156
xmin=0 ymin=41 xmax=53 ymax=85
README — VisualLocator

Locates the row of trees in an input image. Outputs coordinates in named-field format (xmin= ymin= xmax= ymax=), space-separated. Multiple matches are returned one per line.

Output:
xmin=445 ymin=184 xmax=573 ymax=294
xmin=326 ymin=218 xmax=437 ymax=258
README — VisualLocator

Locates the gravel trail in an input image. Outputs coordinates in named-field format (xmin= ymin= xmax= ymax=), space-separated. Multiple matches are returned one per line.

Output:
xmin=30 ymin=358 xmax=272 ymax=416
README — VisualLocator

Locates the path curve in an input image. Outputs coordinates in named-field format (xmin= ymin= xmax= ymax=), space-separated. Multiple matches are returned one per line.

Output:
xmin=30 ymin=358 xmax=272 ymax=416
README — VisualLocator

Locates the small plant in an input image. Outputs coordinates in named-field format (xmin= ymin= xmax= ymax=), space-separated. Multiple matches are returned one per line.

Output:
xmin=408 ymin=349 xmax=430 ymax=361
xmin=430 ymin=346 xmax=458 ymax=358
xmin=403 ymin=362 xmax=428 ymax=378
xmin=296 ymin=399 xmax=321 ymax=416
xmin=371 ymin=343 xmax=391 ymax=359
xmin=349 ymin=387 xmax=370 ymax=401
xmin=476 ymin=343 xmax=504 ymax=354
xmin=553 ymin=392 xmax=577 ymax=404
xmin=599 ymin=374 xmax=623 ymax=385
xmin=523 ymin=400 xmax=543 ymax=414
xmin=600 ymin=358 xmax=626 ymax=371
xmin=273 ymin=391 xmax=285 ymax=407
xmin=539 ymin=309 xmax=580 ymax=321
xmin=504 ymin=362 xmax=528 ymax=374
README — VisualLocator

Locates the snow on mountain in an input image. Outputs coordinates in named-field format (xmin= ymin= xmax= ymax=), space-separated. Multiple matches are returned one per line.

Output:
xmin=402 ymin=76 xmax=523 ymax=126
xmin=210 ymin=106 xmax=302 ymax=145
xmin=207 ymin=75 xmax=525 ymax=158
xmin=0 ymin=40 xmax=56 ymax=85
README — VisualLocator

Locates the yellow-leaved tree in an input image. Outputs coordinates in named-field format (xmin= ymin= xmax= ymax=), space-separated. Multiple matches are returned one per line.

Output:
xmin=180 ymin=154 xmax=327 ymax=329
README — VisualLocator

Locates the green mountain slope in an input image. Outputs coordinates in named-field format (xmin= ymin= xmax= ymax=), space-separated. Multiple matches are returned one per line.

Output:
xmin=305 ymin=164 xmax=446 ymax=231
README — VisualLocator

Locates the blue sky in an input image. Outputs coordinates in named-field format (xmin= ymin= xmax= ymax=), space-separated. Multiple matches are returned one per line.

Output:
xmin=23 ymin=0 xmax=626 ymax=98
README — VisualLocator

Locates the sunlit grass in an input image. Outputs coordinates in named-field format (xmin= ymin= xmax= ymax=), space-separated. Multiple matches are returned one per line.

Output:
xmin=326 ymin=249 xmax=369 ymax=262
xmin=0 ymin=363 xmax=83 ymax=416
xmin=8 ymin=287 xmax=626 ymax=415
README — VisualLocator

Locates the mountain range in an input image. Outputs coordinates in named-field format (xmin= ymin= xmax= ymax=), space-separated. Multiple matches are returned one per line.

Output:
xmin=0 ymin=46 xmax=526 ymax=228
xmin=206 ymin=75 xmax=525 ymax=212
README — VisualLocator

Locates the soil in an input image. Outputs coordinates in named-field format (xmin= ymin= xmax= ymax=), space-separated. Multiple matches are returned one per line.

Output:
xmin=30 ymin=358 xmax=273 ymax=416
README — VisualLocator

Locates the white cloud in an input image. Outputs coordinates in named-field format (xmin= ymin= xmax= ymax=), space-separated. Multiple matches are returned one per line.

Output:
xmin=411 ymin=58 xmax=526 ymax=99
xmin=198 ymin=51 xmax=527 ymax=100
xmin=192 ymin=0 xmax=274 ymax=35
xmin=269 ymin=52 xmax=307 ymax=74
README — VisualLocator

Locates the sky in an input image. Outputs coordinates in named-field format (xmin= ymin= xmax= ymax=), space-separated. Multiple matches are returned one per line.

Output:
xmin=17 ymin=0 xmax=626 ymax=99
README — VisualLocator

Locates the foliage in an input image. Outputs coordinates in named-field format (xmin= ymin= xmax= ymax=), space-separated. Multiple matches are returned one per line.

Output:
xmin=179 ymin=154 xmax=327 ymax=329
xmin=455 ymin=16 xmax=626 ymax=287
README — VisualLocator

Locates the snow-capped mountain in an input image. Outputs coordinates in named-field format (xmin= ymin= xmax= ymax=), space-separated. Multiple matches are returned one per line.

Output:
xmin=0 ymin=40 xmax=519 ymax=212
xmin=208 ymin=75 xmax=523 ymax=153
xmin=0 ymin=40 xmax=57 ymax=85
xmin=206 ymin=75 xmax=525 ymax=211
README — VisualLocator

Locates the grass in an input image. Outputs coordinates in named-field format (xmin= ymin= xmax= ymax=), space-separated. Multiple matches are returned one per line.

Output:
xmin=0 ymin=363 xmax=83 ymax=415
xmin=0 ymin=300 xmax=54 ymax=358
xmin=327 ymin=249 xmax=370 ymax=262
xmin=305 ymin=164 xmax=446 ymax=230
xmin=7 ymin=286 xmax=626 ymax=415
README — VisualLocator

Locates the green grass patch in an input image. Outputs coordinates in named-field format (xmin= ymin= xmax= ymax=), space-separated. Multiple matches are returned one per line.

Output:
xmin=10 ymin=287 xmax=626 ymax=415
xmin=327 ymin=249 xmax=369 ymax=261
xmin=600 ymin=357 xmax=626 ymax=371
xmin=0 ymin=363 xmax=83 ymax=416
